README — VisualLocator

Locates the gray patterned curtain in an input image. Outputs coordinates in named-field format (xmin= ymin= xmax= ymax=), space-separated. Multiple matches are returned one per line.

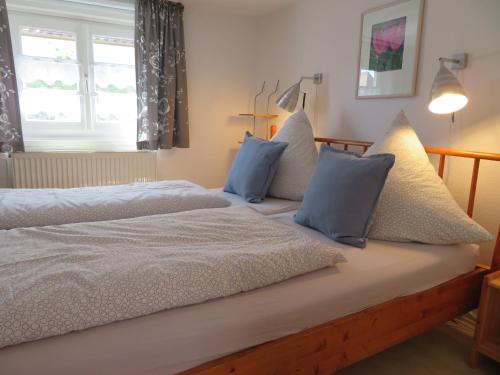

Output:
xmin=0 ymin=0 xmax=23 ymax=153
xmin=135 ymin=0 xmax=189 ymax=150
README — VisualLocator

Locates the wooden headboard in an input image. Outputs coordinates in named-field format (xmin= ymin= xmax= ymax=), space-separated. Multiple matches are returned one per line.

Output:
xmin=314 ymin=136 xmax=500 ymax=272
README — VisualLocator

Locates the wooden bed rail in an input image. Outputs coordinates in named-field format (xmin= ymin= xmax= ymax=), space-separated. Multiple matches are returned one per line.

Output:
xmin=180 ymin=267 xmax=487 ymax=375
xmin=315 ymin=136 xmax=500 ymax=218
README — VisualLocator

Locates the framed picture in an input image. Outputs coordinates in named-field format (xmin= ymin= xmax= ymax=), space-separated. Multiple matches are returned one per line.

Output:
xmin=356 ymin=0 xmax=424 ymax=98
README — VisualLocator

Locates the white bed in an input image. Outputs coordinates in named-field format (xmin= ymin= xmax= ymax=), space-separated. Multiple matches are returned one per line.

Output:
xmin=0 ymin=180 xmax=230 ymax=229
xmin=0 ymin=209 xmax=478 ymax=375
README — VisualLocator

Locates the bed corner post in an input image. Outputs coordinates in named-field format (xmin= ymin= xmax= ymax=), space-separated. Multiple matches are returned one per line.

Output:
xmin=491 ymin=227 xmax=500 ymax=272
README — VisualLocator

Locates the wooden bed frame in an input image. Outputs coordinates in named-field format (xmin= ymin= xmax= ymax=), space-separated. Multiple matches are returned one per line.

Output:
xmin=181 ymin=137 xmax=500 ymax=375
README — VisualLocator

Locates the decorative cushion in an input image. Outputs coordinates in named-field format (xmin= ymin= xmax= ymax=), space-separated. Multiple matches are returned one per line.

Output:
xmin=224 ymin=132 xmax=288 ymax=203
xmin=364 ymin=111 xmax=492 ymax=244
xmin=295 ymin=144 xmax=395 ymax=248
xmin=268 ymin=109 xmax=318 ymax=201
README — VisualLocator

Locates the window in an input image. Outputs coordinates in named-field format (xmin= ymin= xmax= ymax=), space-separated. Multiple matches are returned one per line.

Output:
xmin=92 ymin=35 xmax=136 ymax=126
xmin=10 ymin=13 xmax=137 ymax=151
xmin=19 ymin=27 xmax=81 ymax=124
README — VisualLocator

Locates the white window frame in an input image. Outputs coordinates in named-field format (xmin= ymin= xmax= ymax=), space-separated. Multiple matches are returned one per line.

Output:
xmin=9 ymin=11 xmax=136 ymax=152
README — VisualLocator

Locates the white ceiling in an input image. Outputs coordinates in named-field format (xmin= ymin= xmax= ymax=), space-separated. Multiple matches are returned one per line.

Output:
xmin=184 ymin=0 xmax=297 ymax=16
xmin=78 ymin=0 xmax=297 ymax=16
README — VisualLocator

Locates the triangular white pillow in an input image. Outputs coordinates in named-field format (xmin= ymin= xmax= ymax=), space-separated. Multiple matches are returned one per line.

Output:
xmin=365 ymin=111 xmax=492 ymax=244
xmin=268 ymin=109 xmax=318 ymax=201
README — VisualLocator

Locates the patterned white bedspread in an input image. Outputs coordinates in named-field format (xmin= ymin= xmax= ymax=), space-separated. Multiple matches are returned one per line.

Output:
xmin=0 ymin=206 xmax=345 ymax=349
xmin=0 ymin=180 xmax=230 ymax=229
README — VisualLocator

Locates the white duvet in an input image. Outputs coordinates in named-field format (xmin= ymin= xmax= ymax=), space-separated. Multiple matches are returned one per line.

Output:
xmin=0 ymin=206 xmax=345 ymax=349
xmin=0 ymin=180 xmax=230 ymax=229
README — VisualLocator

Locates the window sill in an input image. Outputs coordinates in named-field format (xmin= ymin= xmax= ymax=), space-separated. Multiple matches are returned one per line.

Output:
xmin=17 ymin=150 xmax=157 ymax=154
xmin=23 ymin=139 xmax=142 ymax=153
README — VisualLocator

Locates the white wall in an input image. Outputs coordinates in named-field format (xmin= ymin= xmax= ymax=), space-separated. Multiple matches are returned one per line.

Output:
xmin=254 ymin=0 xmax=500 ymax=262
xmin=155 ymin=1 xmax=257 ymax=187
xmin=2 ymin=0 xmax=498 ymax=261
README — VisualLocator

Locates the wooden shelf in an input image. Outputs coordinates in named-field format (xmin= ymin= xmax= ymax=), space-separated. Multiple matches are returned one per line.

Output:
xmin=238 ymin=113 xmax=279 ymax=119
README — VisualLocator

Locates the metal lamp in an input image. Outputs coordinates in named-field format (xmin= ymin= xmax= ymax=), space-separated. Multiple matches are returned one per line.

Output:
xmin=276 ymin=73 xmax=323 ymax=112
xmin=428 ymin=54 xmax=468 ymax=115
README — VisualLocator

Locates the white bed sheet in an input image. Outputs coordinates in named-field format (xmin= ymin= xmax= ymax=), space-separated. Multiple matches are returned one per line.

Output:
xmin=212 ymin=188 xmax=301 ymax=215
xmin=0 ymin=211 xmax=478 ymax=375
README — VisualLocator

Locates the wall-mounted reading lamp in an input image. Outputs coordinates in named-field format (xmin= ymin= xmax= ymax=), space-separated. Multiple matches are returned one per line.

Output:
xmin=428 ymin=53 xmax=468 ymax=118
xmin=276 ymin=73 xmax=323 ymax=112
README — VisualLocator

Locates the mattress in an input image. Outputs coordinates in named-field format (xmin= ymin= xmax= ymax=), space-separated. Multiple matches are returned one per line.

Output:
xmin=0 ymin=211 xmax=478 ymax=375
xmin=213 ymin=188 xmax=301 ymax=215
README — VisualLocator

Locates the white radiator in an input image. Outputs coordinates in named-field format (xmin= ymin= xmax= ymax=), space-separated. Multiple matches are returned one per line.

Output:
xmin=12 ymin=152 xmax=157 ymax=188
xmin=0 ymin=153 xmax=13 ymax=188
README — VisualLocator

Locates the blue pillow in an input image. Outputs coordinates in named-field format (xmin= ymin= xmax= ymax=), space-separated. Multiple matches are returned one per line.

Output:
xmin=295 ymin=144 xmax=395 ymax=248
xmin=224 ymin=132 xmax=288 ymax=203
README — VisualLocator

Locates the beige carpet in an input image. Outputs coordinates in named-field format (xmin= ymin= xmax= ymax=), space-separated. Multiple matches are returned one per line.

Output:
xmin=335 ymin=325 xmax=500 ymax=375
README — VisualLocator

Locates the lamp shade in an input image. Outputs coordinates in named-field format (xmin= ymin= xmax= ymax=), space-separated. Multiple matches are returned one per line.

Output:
xmin=428 ymin=62 xmax=468 ymax=114
xmin=276 ymin=81 xmax=301 ymax=112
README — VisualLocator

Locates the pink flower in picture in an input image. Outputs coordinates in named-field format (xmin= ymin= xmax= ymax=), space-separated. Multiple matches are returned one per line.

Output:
xmin=388 ymin=18 xmax=406 ymax=51
xmin=372 ymin=28 xmax=389 ymax=56
xmin=369 ymin=16 xmax=406 ymax=72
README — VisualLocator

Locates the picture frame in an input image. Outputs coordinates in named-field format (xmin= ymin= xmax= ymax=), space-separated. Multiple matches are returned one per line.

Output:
xmin=356 ymin=0 xmax=424 ymax=98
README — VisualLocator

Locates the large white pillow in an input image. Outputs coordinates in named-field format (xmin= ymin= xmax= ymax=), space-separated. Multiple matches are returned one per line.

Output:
xmin=364 ymin=111 xmax=492 ymax=244
xmin=268 ymin=109 xmax=318 ymax=201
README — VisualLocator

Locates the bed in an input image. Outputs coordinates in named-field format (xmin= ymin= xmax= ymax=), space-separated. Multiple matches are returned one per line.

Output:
xmin=0 ymin=209 xmax=481 ymax=375
xmin=179 ymin=137 xmax=500 ymax=375
xmin=0 ymin=137 xmax=499 ymax=375
xmin=0 ymin=179 xmax=230 ymax=229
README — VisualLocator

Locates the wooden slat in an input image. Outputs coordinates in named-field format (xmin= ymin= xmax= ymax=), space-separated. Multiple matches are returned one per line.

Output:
xmin=492 ymin=228 xmax=500 ymax=273
xmin=438 ymin=154 xmax=446 ymax=178
xmin=179 ymin=267 xmax=486 ymax=375
xmin=467 ymin=158 xmax=480 ymax=217
xmin=238 ymin=113 xmax=279 ymax=119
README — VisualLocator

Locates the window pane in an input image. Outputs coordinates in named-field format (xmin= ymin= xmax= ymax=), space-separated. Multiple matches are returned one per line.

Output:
xmin=92 ymin=35 xmax=136 ymax=125
xmin=95 ymin=92 xmax=137 ymax=124
xmin=22 ymin=89 xmax=81 ymax=122
xmin=20 ymin=59 xmax=81 ymax=122
xmin=94 ymin=62 xmax=136 ymax=124
xmin=94 ymin=64 xmax=135 ymax=94
xmin=21 ymin=27 xmax=77 ymax=61
xmin=93 ymin=35 xmax=134 ymax=65
xmin=19 ymin=27 xmax=81 ymax=123
xmin=93 ymin=64 xmax=136 ymax=124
